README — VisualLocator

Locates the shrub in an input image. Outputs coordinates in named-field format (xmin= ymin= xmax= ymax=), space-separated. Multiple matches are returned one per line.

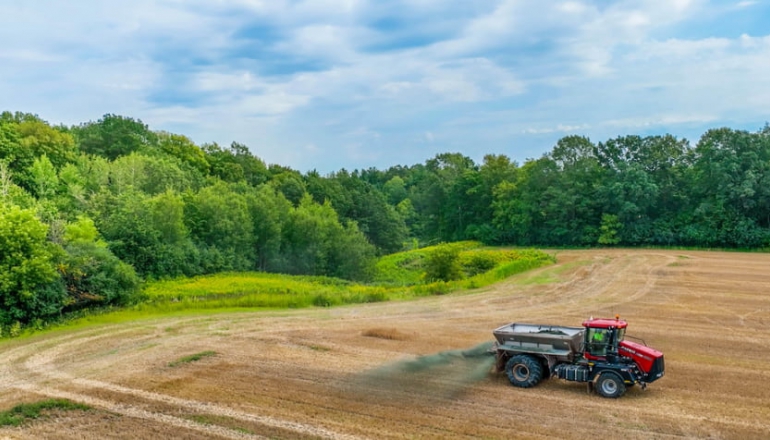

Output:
xmin=424 ymin=243 xmax=463 ymax=282
xmin=460 ymin=252 xmax=498 ymax=276
xmin=0 ymin=204 xmax=65 ymax=328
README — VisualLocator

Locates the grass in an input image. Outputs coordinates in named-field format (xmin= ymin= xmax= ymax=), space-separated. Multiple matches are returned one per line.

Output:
xmin=1 ymin=242 xmax=556 ymax=339
xmin=136 ymin=243 xmax=554 ymax=314
xmin=0 ymin=399 xmax=91 ymax=427
xmin=142 ymin=272 xmax=392 ymax=311
xmin=168 ymin=350 xmax=217 ymax=367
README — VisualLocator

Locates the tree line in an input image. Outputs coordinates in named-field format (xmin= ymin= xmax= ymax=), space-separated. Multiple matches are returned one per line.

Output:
xmin=1 ymin=110 xmax=769 ymax=330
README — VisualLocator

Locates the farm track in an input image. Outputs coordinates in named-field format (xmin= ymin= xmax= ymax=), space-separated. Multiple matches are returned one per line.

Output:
xmin=1 ymin=249 xmax=770 ymax=439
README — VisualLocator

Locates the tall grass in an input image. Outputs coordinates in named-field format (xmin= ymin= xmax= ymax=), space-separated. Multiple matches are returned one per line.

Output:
xmin=2 ymin=244 xmax=554 ymax=337
xmin=140 ymin=243 xmax=554 ymax=312
xmin=142 ymin=272 xmax=392 ymax=311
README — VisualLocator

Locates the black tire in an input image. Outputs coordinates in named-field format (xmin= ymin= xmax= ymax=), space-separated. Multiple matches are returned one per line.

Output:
xmin=596 ymin=373 xmax=626 ymax=398
xmin=505 ymin=355 xmax=543 ymax=388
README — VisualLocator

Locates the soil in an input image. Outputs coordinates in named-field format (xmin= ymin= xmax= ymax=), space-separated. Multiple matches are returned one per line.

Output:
xmin=1 ymin=249 xmax=769 ymax=439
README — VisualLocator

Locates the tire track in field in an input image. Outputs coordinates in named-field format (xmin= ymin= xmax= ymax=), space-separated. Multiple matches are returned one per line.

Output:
xmin=12 ymin=382 xmax=261 ymax=440
xmin=5 ymin=249 xmax=766 ymax=439
xmin=478 ymin=252 xmax=676 ymax=318
xmin=1 ymin=318 xmax=365 ymax=440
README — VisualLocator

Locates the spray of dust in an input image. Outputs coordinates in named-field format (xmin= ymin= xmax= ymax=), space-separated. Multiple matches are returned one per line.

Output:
xmin=350 ymin=341 xmax=497 ymax=401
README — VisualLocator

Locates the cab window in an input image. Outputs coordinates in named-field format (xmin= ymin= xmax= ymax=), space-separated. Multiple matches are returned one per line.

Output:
xmin=586 ymin=328 xmax=610 ymax=357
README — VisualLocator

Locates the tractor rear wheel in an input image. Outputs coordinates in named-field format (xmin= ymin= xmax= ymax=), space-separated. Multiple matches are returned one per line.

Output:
xmin=596 ymin=373 xmax=626 ymax=398
xmin=505 ymin=355 xmax=543 ymax=388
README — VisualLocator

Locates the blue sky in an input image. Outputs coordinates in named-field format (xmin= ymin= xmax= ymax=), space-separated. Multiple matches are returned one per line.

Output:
xmin=1 ymin=0 xmax=769 ymax=173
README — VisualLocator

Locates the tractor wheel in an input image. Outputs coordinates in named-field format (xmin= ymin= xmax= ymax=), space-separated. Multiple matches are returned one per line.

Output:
xmin=596 ymin=373 xmax=626 ymax=398
xmin=505 ymin=355 xmax=543 ymax=388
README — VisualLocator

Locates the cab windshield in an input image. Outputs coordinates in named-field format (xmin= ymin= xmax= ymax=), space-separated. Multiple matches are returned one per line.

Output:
xmin=616 ymin=328 xmax=626 ymax=342
xmin=586 ymin=328 xmax=611 ymax=357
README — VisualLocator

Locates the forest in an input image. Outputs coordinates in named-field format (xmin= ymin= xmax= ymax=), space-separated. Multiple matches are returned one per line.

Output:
xmin=1 ymin=111 xmax=769 ymax=331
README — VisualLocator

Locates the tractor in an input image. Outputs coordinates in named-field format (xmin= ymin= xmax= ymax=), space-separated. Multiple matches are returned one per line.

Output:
xmin=492 ymin=316 xmax=664 ymax=398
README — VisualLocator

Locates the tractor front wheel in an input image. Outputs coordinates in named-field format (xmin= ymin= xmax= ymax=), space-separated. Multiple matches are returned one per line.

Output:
xmin=505 ymin=355 xmax=543 ymax=388
xmin=596 ymin=373 xmax=626 ymax=398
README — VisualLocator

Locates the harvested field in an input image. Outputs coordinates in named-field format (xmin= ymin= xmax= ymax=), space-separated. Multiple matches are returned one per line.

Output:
xmin=1 ymin=249 xmax=769 ymax=439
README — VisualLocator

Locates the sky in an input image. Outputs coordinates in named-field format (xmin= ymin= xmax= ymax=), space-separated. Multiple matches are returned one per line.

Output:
xmin=1 ymin=0 xmax=769 ymax=173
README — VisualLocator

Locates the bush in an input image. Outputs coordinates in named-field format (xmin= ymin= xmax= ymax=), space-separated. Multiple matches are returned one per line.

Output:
xmin=0 ymin=204 xmax=65 ymax=328
xmin=61 ymin=242 xmax=142 ymax=309
xmin=424 ymin=243 xmax=463 ymax=282
xmin=460 ymin=252 xmax=498 ymax=276
xmin=60 ymin=217 xmax=142 ymax=310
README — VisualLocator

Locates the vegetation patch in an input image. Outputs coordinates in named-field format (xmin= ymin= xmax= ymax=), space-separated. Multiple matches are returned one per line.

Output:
xmin=134 ymin=243 xmax=554 ymax=313
xmin=168 ymin=350 xmax=217 ymax=367
xmin=0 ymin=243 xmax=555 ymax=337
xmin=0 ymin=399 xmax=91 ymax=427
xmin=362 ymin=327 xmax=411 ymax=340
xmin=4 ymin=110 xmax=770 ymax=343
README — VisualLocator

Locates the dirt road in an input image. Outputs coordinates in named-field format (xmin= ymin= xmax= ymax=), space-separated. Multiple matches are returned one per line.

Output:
xmin=1 ymin=249 xmax=769 ymax=439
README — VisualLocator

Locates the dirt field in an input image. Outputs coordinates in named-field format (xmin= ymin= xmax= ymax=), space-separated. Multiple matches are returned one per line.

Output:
xmin=1 ymin=249 xmax=769 ymax=439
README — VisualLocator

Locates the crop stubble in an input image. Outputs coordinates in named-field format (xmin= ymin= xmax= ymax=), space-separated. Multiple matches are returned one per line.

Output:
xmin=0 ymin=249 xmax=769 ymax=439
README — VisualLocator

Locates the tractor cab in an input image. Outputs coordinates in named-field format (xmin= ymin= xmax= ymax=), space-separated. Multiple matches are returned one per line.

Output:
xmin=582 ymin=316 xmax=627 ymax=361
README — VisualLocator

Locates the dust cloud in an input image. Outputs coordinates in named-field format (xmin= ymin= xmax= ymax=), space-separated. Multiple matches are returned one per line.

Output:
xmin=349 ymin=341 xmax=496 ymax=401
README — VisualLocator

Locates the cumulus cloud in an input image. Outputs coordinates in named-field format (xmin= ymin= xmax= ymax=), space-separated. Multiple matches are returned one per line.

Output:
xmin=0 ymin=0 xmax=768 ymax=172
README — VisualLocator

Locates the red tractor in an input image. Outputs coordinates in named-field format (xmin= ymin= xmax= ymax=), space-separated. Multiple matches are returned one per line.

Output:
xmin=492 ymin=316 xmax=664 ymax=398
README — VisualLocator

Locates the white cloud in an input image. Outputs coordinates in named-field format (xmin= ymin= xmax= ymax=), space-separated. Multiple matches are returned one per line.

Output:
xmin=523 ymin=124 xmax=591 ymax=135
xmin=601 ymin=114 xmax=719 ymax=129
xmin=237 ymin=93 xmax=311 ymax=116
xmin=736 ymin=1 xmax=758 ymax=8
xmin=0 ymin=0 xmax=768 ymax=172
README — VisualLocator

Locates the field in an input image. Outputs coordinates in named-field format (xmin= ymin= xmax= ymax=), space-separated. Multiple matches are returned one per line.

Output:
xmin=1 ymin=249 xmax=769 ymax=439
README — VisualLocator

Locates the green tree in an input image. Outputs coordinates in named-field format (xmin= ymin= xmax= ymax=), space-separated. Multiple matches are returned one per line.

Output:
xmin=270 ymin=168 xmax=307 ymax=206
xmin=492 ymin=158 xmax=557 ymax=245
xmin=0 ymin=204 xmax=65 ymax=327
xmin=1 ymin=161 xmax=36 ymax=209
xmin=382 ymin=176 xmax=408 ymax=205
xmin=60 ymin=216 xmax=141 ymax=309
xmin=542 ymin=136 xmax=604 ymax=245
xmin=278 ymin=195 xmax=339 ymax=275
xmin=202 ymin=142 xmax=244 ymax=183
xmin=185 ymin=182 xmax=255 ymax=270
xmin=464 ymin=154 xmax=518 ymax=243
xmin=157 ymin=132 xmax=210 ymax=175
xmin=73 ymin=114 xmax=157 ymax=160
xmin=230 ymin=142 xmax=270 ymax=187
xmin=245 ymin=185 xmax=291 ymax=271
xmin=687 ymin=128 xmax=770 ymax=246
xmin=0 ymin=121 xmax=29 ymax=185
xmin=28 ymin=155 xmax=59 ymax=199
xmin=109 ymin=153 xmax=193 ymax=195
xmin=595 ymin=135 xmax=690 ymax=244
xmin=278 ymin=195 xmax=376 ymax=279
xmin=334 ymin=171 xmax=407 ymax=254
xmin=73 ymin=154 xmax=111 ymax=194
xmin=326 ymin=221 xmax=376 ymax=281
xmin=0 ymin=116 xmax=77 ymax=191
xmin=598 ymin=214 xmax=622 ymax=245
xmin=90 ymin=189 xmax=160 ymax=275
xmin=15 ymin=118 xmax=77 ymax=169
